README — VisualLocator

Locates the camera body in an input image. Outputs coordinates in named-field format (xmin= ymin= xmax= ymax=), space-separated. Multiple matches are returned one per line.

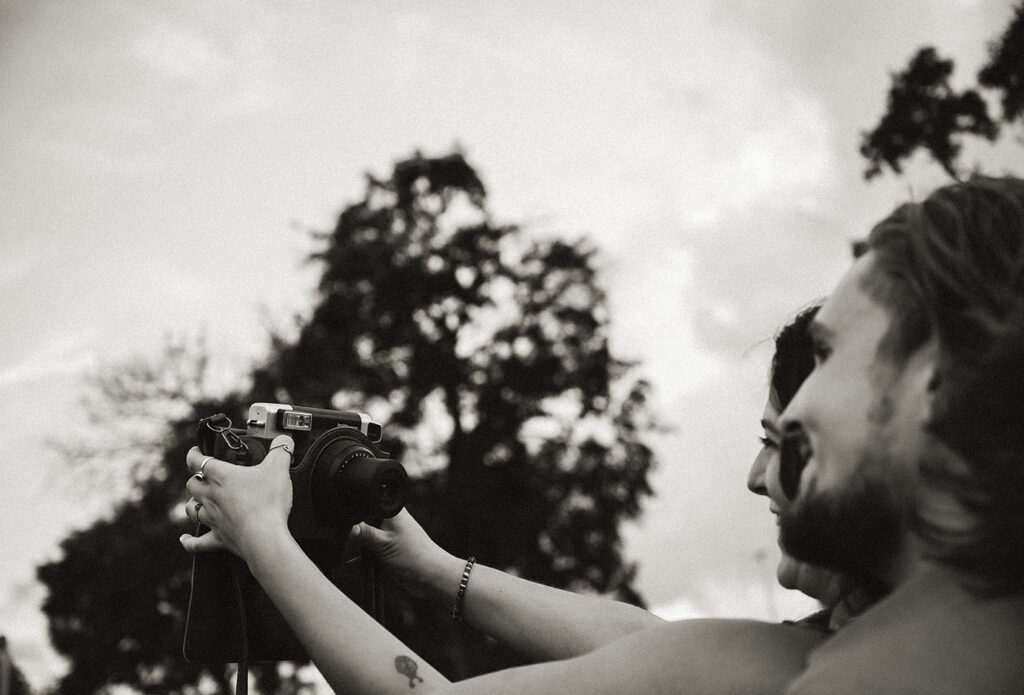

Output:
xmin=184 ymin=403 xmax=409 ymax=665
xmin=198 ymin=403 xmax=407 ymax=536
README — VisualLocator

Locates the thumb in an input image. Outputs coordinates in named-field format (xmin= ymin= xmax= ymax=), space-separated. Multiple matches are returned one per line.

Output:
xmin=350 ymin=522 xmax=389 ymax=552
xmin=180 ymin=531 xmax=226 ymax=553
xmin=264 ymin=435 xmax=296 ymax=469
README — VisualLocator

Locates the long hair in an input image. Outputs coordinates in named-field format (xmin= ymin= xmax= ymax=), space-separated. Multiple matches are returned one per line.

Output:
xmin=861 ymin=175 xmax=1024 ymax=594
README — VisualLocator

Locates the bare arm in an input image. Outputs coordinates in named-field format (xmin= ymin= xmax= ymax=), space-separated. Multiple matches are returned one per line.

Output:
xmin=234 ymin=524 xmax=825 ymax=695
xmin=245 ymin=524 xmax=451 ymax=693
xmin=440 ymin=618 xmax=827 ymax=695
xmin=353 ymin=510 xmax=664 ymax=661
xmin=181 ymin=441 xmax=826 ymax=694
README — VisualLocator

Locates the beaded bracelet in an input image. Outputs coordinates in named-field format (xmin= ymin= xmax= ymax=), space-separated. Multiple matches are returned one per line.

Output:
xmin=451 ymin=556 xmax=476 ymax=622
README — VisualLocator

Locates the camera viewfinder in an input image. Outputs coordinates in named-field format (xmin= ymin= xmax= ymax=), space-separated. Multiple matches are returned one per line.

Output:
xmin=281 ymin=411 xmax=313 ymax=431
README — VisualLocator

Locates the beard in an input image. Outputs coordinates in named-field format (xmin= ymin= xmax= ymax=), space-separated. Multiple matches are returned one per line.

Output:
xmin=778 ymin=444 xmax=908 ymax=589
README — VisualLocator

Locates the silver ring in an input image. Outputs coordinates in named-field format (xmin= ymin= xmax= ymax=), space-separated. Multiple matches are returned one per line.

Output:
xmin=268 ymin=443 xmax=293 ymax=456
xmin=200 ymin=456 xmax=214 ymax=476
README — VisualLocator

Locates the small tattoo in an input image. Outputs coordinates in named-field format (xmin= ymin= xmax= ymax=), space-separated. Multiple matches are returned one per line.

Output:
xmin=395 ymin=655 xmax=424 ymax=688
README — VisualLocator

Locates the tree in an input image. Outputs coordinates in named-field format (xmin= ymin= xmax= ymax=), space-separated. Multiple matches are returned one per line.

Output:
xmin=978 ymin=2 xmax=1024 ymax=125
xmin=38 ymin=340 xmax=318 ymax=693
xmin=860 ymin=2 xmax=1023 ymax=180
xmin=251 ymin=150 xmax=656 ymax=677
xmin=38 ymin=150 xmax=657 ymax=691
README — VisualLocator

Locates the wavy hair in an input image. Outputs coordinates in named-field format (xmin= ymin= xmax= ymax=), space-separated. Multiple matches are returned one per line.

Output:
xmin=858 ymin=176 xmax=1024 ymax=594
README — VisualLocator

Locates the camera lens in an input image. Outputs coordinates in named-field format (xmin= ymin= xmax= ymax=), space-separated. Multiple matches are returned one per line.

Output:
xmin=377 ymin=468 xmax=404 ymax=507
xmin=311 ymin=436 xmax=408 ymax=528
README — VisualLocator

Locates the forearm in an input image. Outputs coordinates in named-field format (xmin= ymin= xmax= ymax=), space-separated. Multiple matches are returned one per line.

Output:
xmin=245 ymin=527 xmax=450 ymax=695
xmin=425 ymin=555 xmax=665 ymax=661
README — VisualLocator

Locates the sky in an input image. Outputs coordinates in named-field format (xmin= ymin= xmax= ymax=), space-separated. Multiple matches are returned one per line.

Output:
xmin=1 ymin=0 xmax=1021 ymax=689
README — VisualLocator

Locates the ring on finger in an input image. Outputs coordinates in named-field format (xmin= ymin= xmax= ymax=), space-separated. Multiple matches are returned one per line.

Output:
xmin=195 ymin=455 xmax=215 ymax=481
xmin=268 ymin=443 xmax=293 ymax=456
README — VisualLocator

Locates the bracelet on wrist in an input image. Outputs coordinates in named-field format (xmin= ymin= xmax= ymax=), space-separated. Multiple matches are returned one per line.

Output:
xmin=451 ymin=556 xmax=476 ymax=622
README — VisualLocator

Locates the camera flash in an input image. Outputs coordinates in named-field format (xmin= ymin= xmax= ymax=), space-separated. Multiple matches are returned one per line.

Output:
xmin=281 ymin=411 xmax=313 ymax=431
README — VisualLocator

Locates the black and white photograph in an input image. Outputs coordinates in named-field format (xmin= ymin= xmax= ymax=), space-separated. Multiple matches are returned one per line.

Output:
xmin=1 ymin=1 xmax=1022 ymax=692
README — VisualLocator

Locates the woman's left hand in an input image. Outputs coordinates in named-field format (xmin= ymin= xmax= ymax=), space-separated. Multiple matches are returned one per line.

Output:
xmin=180 ymin=435 xmax=295 ymax=560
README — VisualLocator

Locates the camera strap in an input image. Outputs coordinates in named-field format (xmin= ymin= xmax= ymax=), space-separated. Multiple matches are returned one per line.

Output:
xmin=196 ymin=414 xmax=250 ymax=463
xmin=184 ymin=516 xmax=250 ymax=695
xmin=230 ymin=562 xmax=249 ymax=695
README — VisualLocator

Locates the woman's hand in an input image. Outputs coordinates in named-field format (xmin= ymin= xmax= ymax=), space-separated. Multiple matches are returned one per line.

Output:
xmin=179 ymin=435 xmax=295 ymax=561
xmin=351 ymin=509 xmax=461 ymax=601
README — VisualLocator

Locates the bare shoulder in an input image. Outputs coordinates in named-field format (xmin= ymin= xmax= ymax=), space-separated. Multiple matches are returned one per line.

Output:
xmin=446 ymin=618 xmax=828 ymax=695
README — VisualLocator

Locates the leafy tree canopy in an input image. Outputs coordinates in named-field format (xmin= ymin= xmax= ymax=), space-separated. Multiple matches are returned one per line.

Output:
xmin=860 ymin=2 xmax=1023 ymax=180
xmin=978 ymin=2 xmax=1024 ymax=123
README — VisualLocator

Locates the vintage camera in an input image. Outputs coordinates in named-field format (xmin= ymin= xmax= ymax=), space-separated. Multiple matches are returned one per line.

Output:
xmin=197 ymin=403 xmax=407 ymax=534
xmin=183 ymin=403 xmax=409 ymax=665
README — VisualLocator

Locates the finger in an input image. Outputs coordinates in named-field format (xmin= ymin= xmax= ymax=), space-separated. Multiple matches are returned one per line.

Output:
xmin=185 ymin=475 xmax=205 ymax=498
xmin=263 ymin=435 xmax=295 ymax=469
xmin=180 ymin=531 xmax=226 ymax=553
xmin=382 ymin=507 xmax=415 ymax=531
xmin=186 ymin=447 xmax=228 ymax=481
xmin=184 ymin=498 xmax=203 ymax=525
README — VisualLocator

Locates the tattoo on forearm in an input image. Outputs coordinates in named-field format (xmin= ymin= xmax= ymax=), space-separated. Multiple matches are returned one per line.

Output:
xmin=395 ymin=655 xmax=424 ymax=688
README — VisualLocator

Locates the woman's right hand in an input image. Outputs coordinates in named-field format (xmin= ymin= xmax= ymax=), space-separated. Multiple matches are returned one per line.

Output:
xmin=351 ymin=509 xmax=462 ymax=602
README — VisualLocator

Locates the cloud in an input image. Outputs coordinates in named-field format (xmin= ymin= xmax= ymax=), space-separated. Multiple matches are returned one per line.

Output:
xmin=0 ymin=249 xmax=57 ymax=290
xmin=128 ymin=10 xmax=278 ymax=120
xmin=477 ymin=11 xmax=837 ymax=259
xmin=31 ymin=136 xmax=164 ymax=176
xmin=680 ymin=202 xmax=854 ymax=357
xmin=0 ymin=354 xmax=95 ymax=389
xmin=0 ymin=329 xmax=98 ymax=388
xmin=604 ymin=245 xmax=729 ymax=408
xmin=132 ymin=19 xmax=231 ymax=84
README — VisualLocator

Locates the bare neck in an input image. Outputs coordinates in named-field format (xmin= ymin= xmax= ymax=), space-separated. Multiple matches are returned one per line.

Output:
xmin=878 ymin=531 xmax=924 ymax=590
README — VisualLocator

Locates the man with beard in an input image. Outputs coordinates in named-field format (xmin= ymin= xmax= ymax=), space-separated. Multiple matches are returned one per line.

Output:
xmin=775 ymin=175 xmax=1024 ymax=694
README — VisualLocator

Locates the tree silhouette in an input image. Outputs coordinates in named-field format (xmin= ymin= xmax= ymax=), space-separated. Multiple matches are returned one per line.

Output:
xmin=252 ymin=150 xmax=655 ymax=677
xmin=978 ymin=2 xmax=1024 ymax=124
xmin=37 ymin=342 xmax=313 ymax=693
xmin=860 ymin=2 xmax=1023 ymax=180
xmin=37 ymin=150 xmax=657 ymax=692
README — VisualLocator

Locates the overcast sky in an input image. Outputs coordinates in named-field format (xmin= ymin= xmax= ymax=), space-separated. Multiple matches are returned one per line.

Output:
xmin=1 ymin=0 xmax=1021 ymax=689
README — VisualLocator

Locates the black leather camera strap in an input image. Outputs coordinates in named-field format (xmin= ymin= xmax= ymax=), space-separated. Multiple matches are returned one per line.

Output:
xmin=185 ymin=516 xmax=249 ymax=695
xmin=230 ymin=562 xmax=249 ymax=695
